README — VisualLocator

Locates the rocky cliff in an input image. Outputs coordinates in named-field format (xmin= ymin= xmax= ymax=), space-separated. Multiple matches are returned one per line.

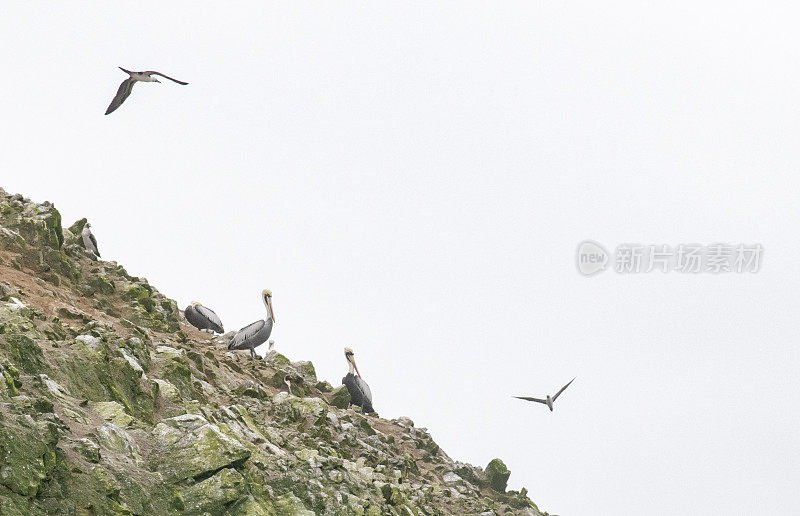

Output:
xmin=0 ymin=188 xmax=548 ymax=515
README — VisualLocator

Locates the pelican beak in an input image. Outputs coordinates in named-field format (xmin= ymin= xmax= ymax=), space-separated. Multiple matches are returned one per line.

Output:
xmin=268 ymin=297 xmax=276 ymax=323
xmin=351 ymin=357 xmax=362 ymax=378
xmin=154 ymin=78 xmax=161 ymax=83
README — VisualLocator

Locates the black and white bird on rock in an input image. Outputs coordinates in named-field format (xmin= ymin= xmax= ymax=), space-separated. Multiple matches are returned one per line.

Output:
xmin=184 ymin=302 xmax=224 ymax=336
xmin=228 ymin=289 xmax=275 ymax=358
xmin=342 ymin=347 xmax=374 ymax=413
xmin=81 ymin=223 xmax=100 ymax=258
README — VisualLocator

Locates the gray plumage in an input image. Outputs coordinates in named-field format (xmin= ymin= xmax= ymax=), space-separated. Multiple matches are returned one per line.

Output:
xmin=81 ymin=223 xmax=100 ymax=257
xmin=185 ymin=303 xmax=224 ymax=334
xmin=228 ymin=319 xmax=273 ymax=358
xmin=228 ymin=290 xmax=275 ymax=358
xmin=343 ymin=373 xmax=374 ymax=413
xmin=105 ymin=67 xmax=188 ymax=115
xmin=515 ymin=377 xmax=576 ymax=412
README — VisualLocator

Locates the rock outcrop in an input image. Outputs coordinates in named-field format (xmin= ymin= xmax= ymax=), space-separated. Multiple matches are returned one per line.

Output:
xmin=0 ymin=187 xmax=548 ymax=515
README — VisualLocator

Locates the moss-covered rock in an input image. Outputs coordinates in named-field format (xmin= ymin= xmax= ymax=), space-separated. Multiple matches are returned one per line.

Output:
xmin=152 ymin=378 xmax=181 ymax=402
xmin=93 ymin=423 xmax=140 ymax=458
xmin=74 ymin=438 xmax=101 ymax=463
xmin=274 ymin=493 xmax=315 ymax=516
xmin=181 ymin=467 xmax=247 ymax=515
xmin=0 ymin=486 xmax=38 ymax=516
xmin=85 ymin=274 xmax=115 ymax=295
xmin=0 ymin=187 xmax=548 ymax=516
xmin=66 ymin=218 xmax=87 ymax=242
xmin=485 ymin=458 xmax=511 ymax=493
xmin=158 ymin=353 xmax=194 ymax=400
xmin=292 ymin=360 xmax=317 ymax=384
xmin=227 ymin=495 xmax=277 ymax=516
xmin=151 ymin=414 xmax=251 ymax=482
xmin=268 ymin=351 xmax=291 ymax=368
xmin=93 ymin=401 xmax=133 ymax=427
xmin=43 ymin=319 xmax=67 ymax=341
xmin=2 ymin=362 xmax=22 ymax=397
xmin=328 ymin=384 xmax=351 ymax=409
xmin=0 ymin=414 xmax=59 ymax=497
xmin=4 ymin=334 xmax=46 ymax=374
xmin=121 ymin=283 xmax=153 ymax=302
xmin=380 ymin=483 xmax=406 ymax=506
xmin=234 ymin=381 xmax=270 ymax=399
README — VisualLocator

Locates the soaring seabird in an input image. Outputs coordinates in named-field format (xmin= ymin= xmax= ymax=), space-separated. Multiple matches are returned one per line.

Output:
xmin=81 ymin=223 xmax=100 ymax=258
xmin=228 ymin=289 xmax=275 ymax=358
xmin=105 ymin=67 xmax=189 ymax=115
xmin=184 ymin=302 xmax=224 ymax=335
xmin=514 ymin=377 xmax=576 ymax=412
xmin=342 ymin=347 xmax=374 ymax=413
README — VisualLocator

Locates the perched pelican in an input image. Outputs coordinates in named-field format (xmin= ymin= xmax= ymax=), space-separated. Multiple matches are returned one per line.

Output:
xmin=342 ymin=348 xmax=374 ymax=413
xmin=105 ymin=67 xmax=189 ymax=115
xmin=81 ymin=223 xmax=100 ymax=258
xmin=228 ymin=289 xmax=275 ymax=358
xmin=184 ymin=302 xmax=224 ymax=335
xmin=514 ymin=377 xmax=576 ymax=412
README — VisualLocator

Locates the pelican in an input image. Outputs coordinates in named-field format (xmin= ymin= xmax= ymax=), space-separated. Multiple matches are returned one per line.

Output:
xmin=81 ymin=223 xmax=100 ymax=258
xmin=342 ymin=348 xmax=374 ymax=413
xmin=105 ymin=67 xmax=189 ymax=115
xmin=228 ymin=289 xmax=275 ymax=358
xmin=184 ymin=302 xmax=224 ymax=335
xmin=514 ymin=377 xmax=576 ymax=412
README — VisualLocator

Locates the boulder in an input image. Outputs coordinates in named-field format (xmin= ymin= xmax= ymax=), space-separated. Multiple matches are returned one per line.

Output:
xmin=151 ymin=414 xmax=251 ymax=482
xmin=485 ymin=458 xmax=511 ymax=493
xmin=180 ymin=468 xmax=247 ymax=514
xmin=328 ymin=384 xmax=351 ymax=409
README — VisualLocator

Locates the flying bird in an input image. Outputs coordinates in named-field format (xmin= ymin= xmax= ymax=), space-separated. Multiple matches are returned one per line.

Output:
xmin=105 ymin=67 xmax=188 ymax=115
xmin=228 ymin=290 xmax=275 ymax=358
xmin=81 ymin=223 xmax=100 ymax=258
xmin=184 ymin=302 xmax=224 ymax=335
xmin=514 ymin=377 xmax=576 ymax=412
xmin=342 ymin=347 xmax=374 ymax=413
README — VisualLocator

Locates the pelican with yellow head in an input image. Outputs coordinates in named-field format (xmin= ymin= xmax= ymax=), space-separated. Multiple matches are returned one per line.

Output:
xmin=342 ymin=347 xmax=374 ymax=413
xmin=184 ymin=301 xmax=224 ymax=335
xmin=229 ymin=289 xmax=276 ymax=358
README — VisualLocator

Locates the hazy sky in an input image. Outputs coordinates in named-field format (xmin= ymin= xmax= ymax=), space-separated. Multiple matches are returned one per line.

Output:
xmin=2 ymin=2 xmax=799 ymax=514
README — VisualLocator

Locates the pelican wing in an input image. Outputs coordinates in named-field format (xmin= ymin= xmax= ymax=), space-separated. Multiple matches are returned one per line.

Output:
xmin=195 ymin=304 xmax=223 ymax=332
xmin=105 ymin=78 xmax=136 ymax=115
xmin=148 ymin=71 xmax=189 ymax=85
xmin=229 ymin=320 xmax=265 ymax=349
xmin=552 ymin=377 xmax=576 ymax=402
xmin=89 ymin=232 xmax=100 ymax=256
xmin=514 ymin=396 xmax=547 ymax=404
xmin=356 ymin=376 xmax=373 ymax=404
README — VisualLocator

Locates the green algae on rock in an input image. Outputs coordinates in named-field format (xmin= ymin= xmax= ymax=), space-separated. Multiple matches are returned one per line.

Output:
xmin=0 ymin=187 xmax=547 ymax=516
xmin=328 ymin=384 xmax=351 ymax=409
xmin=486 ymin=458 xmax=512 ymax=493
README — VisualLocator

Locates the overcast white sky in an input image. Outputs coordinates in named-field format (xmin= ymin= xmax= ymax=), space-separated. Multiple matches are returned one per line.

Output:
xmin=2 ymin=2 xmax=800 ymax=514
